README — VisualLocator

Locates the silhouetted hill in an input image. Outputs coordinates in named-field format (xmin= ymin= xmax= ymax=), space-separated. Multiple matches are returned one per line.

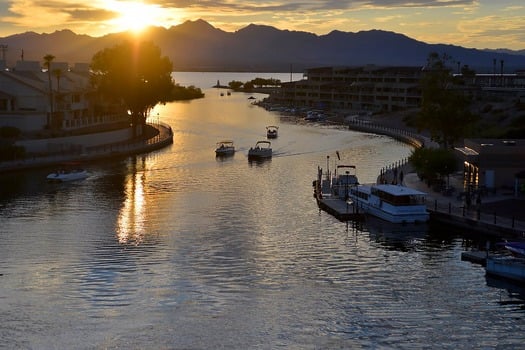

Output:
xmin=1 ymin=19 xmax=524 ymax=72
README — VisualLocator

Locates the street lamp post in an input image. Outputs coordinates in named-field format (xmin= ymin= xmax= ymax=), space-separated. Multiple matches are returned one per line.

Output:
xmin=345 ymin=171 xmax=349 ymax=214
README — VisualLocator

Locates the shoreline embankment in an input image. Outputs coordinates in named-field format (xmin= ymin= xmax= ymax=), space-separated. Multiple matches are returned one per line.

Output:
xmin=0 ymin=122 xmax=173 ymax=173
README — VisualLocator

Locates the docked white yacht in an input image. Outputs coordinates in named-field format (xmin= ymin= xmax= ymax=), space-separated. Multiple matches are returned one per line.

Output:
xmin=349 ymin=183 xmax=429 ymax=224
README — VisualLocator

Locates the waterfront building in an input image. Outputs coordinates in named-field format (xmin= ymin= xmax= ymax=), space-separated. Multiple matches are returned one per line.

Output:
xmin=455 ymin=138 xmax=525 ymax=193
xmin=268 ymin=65 xmax=423 ymax=113
xmin=268 ymin=65 xmax=525 ymax=115
xmin=0 ymin=60 xmax=127 ymax=133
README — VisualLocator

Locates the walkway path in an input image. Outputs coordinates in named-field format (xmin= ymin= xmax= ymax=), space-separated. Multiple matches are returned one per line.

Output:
xmin=347 ymin=117 xmax=525 ymax=238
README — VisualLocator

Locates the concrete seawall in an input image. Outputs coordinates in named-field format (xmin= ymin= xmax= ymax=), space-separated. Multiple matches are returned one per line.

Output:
xmin=346 ymin=118 xmax=428 ymax=149
xmin=0 ymin=122 xmax=173 ymax=173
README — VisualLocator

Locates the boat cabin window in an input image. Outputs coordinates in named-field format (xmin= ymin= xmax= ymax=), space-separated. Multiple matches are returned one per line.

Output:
xmin=371 ymin=188 xmax=424 ymax=206
xmin=350 ymin=188 xmax=369 ymax=200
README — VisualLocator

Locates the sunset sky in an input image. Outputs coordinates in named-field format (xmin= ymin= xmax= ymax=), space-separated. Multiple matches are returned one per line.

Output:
xmin=0 ymin=1 xmax=524 ymax=50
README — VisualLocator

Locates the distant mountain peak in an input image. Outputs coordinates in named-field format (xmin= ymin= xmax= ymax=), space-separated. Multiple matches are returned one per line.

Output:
xmin=237 ymin=23 xmax=282 ymax=34
xmin=176 ymin=19 xmax=218 ymax=31
xmin=0 ymin=19 xmax=523 ymax=72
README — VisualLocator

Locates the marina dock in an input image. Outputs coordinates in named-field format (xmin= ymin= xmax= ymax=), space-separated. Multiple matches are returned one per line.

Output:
xmin=316 ymin=196 xmax=364 ymax=221
xmin=461 ymin=250 xmax=489 ymax=266
xmin=313 ymin=165 xmax=365 ymax=222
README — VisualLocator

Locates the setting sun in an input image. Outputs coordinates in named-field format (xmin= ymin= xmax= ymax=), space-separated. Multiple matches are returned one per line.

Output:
xmin=109 ymin=1 xmax=164 ymax=33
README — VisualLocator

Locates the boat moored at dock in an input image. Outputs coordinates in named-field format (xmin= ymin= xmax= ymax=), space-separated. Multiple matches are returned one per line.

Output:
xmin=486 ymin=256 xmax=525 ymax=283
xmin=349 ymin=183 xmax=429 ymax=224
xmin=485 ymin=241 xmax=525 ymax=283
xmin=313 ymin=164 xmax=364 ymax=221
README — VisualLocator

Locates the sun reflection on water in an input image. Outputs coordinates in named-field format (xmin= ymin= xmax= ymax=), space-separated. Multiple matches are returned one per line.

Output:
xmin=116 ymin=172 xmax=146 ymax=245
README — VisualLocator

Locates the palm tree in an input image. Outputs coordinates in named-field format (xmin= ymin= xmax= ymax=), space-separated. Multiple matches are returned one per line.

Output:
xmin=53 ymin=68 xmax=63 ymax=129
xmin=43 ymin=54 xmax=55 ymax=129
xmin=53 ymin=68 xmax=62 ymax=92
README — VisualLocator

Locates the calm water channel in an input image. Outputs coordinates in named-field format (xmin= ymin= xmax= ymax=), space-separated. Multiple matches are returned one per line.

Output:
xmin=1 ymin=72 xmax=524 ymax=349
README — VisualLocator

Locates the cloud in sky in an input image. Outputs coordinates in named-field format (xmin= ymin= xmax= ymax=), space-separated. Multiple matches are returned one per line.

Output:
xmin=0 ymin=0 xmax=523 ymax=50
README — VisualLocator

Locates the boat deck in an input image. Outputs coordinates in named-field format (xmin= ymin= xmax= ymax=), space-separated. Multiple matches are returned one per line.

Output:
xmin=316 ymin=197 xmax=364 ymax=221
xmin=461 ymin=250 xmax=489 ymax=266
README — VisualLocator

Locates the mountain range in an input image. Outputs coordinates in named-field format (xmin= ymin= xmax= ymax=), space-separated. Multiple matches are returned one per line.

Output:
xmin=1 ymin=19 xmax=525 ymax=73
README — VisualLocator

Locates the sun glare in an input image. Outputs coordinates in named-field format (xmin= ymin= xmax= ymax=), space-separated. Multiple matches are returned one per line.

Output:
xmin=110 ymin=1 xmax=163 ymax=33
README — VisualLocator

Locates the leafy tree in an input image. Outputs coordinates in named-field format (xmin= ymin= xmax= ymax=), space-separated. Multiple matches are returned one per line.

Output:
xmin=171 ymin=84 xmax=204 ymax=100
xmin=409 ymin=147 xmax=457 ymax=184
xmin=416 ymin=52 xmax=478 ymax=148
xmin=249 ymin=78 xmax=281 ymax=88
xmin=91 ymin=40 xmax=175 ymax=136
xmin=228 ymin=80 xmax=243 ymax=90
xmin=243 ymin=81 xmax=254 ymax=90
xmin=460 ymin=65 xmax=476 ymax=81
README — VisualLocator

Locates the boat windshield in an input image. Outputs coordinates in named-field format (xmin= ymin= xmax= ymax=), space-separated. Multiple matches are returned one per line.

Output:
xmin=371 ymin=188 xmax=425 ymax=206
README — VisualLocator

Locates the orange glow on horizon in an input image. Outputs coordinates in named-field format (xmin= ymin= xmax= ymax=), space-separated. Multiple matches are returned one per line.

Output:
xmin=108 ymin=1 xmax=166 ymax=34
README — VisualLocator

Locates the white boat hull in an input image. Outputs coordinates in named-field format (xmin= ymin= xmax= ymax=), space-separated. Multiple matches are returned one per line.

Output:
xmin=46 ymin=170 xmax=89 ymax=182
xmin=350 ymin=184 xmax=429 ymax=224
xmin=486 ymin=256 xmax=525 ymax=283
xmin=356 ymin=202 xmax=429 ymax=223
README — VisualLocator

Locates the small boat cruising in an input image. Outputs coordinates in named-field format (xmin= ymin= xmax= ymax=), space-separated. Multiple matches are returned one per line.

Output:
xmin=349 ymin=183 xmax=429 ymax=224
xmin=215 ymin=140 xmax=235 ymax=156
xmin=248 ymin=140 xmax=272 ymax=159
xmin=46 ymin=166 xmax=89 ymax=183
xmin=266 ymin=125 xmax=279 ymax=139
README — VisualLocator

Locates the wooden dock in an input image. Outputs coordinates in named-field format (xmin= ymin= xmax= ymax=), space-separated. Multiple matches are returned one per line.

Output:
xmin=316 ymin=196 xmax=365 ymax=221
xmin=461 ymin=250 xmax=488 ymax=266
xmin=313 ymin=170 xmax=365 ymax=222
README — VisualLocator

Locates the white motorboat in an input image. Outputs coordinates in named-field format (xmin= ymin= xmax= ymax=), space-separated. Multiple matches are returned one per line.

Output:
xmin=248 ymin=140 xmax=272 ymax=159
xmin=349 ymin=183 xmax=429 ymax=224
xmin=266 ymin=125 xmax=279 ymax=139
xmin=46 ymin=167 xmax=89 ymax=182
xmin=215 ymin=140 xmax=235 ymax=156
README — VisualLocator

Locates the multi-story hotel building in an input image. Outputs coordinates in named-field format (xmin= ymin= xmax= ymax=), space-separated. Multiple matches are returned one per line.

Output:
xmin=268 ymin=65 xmax=423 ymax=113
xmin=268 ymin=65 xmax=525 ymax=114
